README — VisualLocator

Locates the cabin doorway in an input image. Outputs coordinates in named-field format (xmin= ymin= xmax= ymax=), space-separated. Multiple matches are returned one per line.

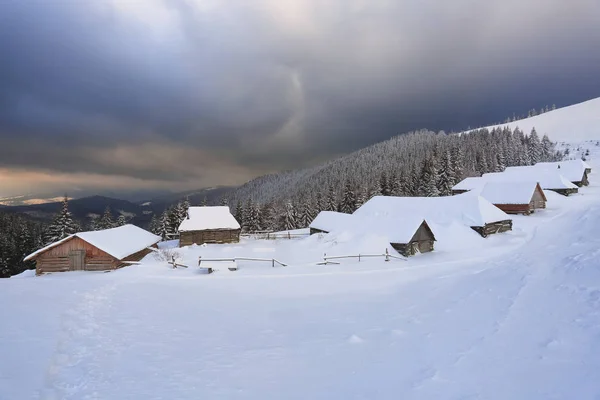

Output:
xmin=69 ymin=250 xmax=85 ymax=271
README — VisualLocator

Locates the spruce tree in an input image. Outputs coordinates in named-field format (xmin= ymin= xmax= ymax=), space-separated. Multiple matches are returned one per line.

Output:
xmin=283 ymin=202 xmax=296 ymax=231
xmin=97 ymin=206 xmax=115 ymax=230
xmin=528 ymin=128 xmax=542 ymax=164
xmin=149 ymin=214 xmax=160 ymax=235
xmin=44 ymin=196 xmax=79 ymax=244
xmin=340 ymin=181 xmax=357 ymax=214
xmin=116 ymin=214 xmax=128 ymax=227
xmin=326 ymin=185 xmax=337 ymax=212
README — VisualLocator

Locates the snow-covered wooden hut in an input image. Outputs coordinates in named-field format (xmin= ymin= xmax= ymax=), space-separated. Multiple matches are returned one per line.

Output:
xmin=24 ymin=224 xmax=160 ymax=275
xmin=505 ymin=163 xmax=589 ymax=187
xmin=373 ymin=217 xmax=436 ymax=257
xmin=354 ymin=193 xmax=512 ymax=238
xmin=178 ymin=206 xmax=241 ymax=247
xmin=479 ymin=182 xmax=547 ymax=215
xmin=311 ymin=211 xmax=436 ymax=257
xmin=309 ymin=211 xmax=353 ymax=235
xmin=537 ymin=159 xmax=591 ymax=174
xmin=454 ymin=170 xmax=579 ymax=196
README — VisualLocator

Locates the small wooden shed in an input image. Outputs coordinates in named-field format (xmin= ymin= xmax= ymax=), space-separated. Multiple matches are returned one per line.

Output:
xmin=178 ymin=206 xmax=241 ymax=247
xmin=386 ymin=218 xmax=436 ymax=257
xmin=24 ymin=225 xmax=160 ymax=275
xmin=479 ymin=182 xmax=547 ymax=215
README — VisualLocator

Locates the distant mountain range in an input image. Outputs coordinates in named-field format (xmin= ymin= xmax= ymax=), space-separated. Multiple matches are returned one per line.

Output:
xmin=0 ymin=187 xmax=235 ymax=228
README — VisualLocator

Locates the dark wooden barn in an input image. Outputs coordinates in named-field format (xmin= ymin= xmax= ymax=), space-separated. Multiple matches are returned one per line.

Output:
xmin=24 ymin=225 xmax=160 ymax=275
xmin=178 ymin=206 xmax=241 ymax=247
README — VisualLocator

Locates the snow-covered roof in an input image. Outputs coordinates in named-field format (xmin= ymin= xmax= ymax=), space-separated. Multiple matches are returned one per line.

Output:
xmin=452 ymin=177 xmax=484 ymax=191
xmin=360 ymin=216 xmax=433 ymax=244
xmin=527 ymin=161 xmax=588 ymax=182
xmin=354 ymin=193 xmax=510 ymax=228
xmin=312 ymin=211 xmax=433 ymax=243
xmin=312 ymin=211 xmax=433 ymax=244
xmin=537 ymin=159 xmax=592 ymax=171
xmin=309 ymin=211 xmax=354 ymax=233
xmin=178 ymin=206 xmax=240 ymax=232
xmin=498 ymin=167 xmax=580 ymax=188
xmin=24 ymin=224 xmax=161 ymax=261
xmin=479 ymin=181 xmax=545 ymax=205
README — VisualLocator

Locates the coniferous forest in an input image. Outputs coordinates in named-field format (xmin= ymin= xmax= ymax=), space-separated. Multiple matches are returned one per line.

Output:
xmin=150 ymin=126 xmax=559 ymax=239
xmin=1 ymin=127 xmax=560 ymax=277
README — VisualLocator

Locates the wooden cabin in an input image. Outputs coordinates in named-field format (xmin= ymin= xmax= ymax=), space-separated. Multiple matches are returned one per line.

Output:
xmin=310 ymin=211 xmax=435 ymax=257
xmin=507 ymin=163 xmax=589 ymax=187
xmin=354 ymin=194 xmax=513 ymax=239
xmin=178 ymin=206 xmax=241 ymax=247
xmin=388 ymin=219 xmax=436 ymax=257
xmin=309 ymin=211 xmax=353 ymax=235
xmin=479 ymin=182 xmax=547 ymax=215
xmin=24 ymin=225 xmax=160 ymax=275
xmin=482 ymin=170 xmax=579 ymax=197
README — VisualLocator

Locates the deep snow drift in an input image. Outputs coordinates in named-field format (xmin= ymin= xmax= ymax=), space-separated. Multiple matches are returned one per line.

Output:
xmin=2 ymin=163 xmax=600 ymax=400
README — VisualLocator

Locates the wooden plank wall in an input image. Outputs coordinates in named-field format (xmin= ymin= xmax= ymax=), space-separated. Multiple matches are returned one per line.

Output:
xmin=36 ymin=236 xmax=117 ymax=274
xmin=180 ymin=229 xmax=241 ymax=247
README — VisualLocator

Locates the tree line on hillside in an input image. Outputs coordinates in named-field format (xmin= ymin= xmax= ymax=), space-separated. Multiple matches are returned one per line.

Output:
xmin=0 ymin=213 xmax=45 ymax=278
xmin=221 ymin=127 xmax=560 ymax=232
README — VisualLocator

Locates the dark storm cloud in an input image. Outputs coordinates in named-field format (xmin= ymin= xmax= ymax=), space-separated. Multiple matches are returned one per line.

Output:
xmin=1 ymin=0 xmax=599 ymax=196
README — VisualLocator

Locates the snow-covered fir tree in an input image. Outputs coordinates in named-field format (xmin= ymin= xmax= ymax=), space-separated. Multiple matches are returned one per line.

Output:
xmin=282 ymin=202 xmax=296 ymax=231
xmin=44 ymin=196 xmax=79 ymax=244
xmin=116 ymin=214 xmax=128 ymax=227
xmin=340 ymin=181 xmax=357 ymax=214
xmin=96 ymin=206 xmax=115 ymax=230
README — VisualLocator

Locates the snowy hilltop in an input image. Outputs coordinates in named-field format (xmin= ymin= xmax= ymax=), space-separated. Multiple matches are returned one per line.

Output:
xmin=471 ymin=96 xmax=600 ymax=143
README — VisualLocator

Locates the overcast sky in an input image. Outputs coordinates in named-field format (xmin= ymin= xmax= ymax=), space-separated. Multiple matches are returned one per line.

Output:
xmin=1 ymin=0 xmax=599 ymax=198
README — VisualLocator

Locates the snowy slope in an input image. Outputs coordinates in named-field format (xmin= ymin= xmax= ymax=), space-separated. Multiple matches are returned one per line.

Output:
xmin=2 ymin=158 xmax=600 ymax=399
xmin=472 ymin=96 xmax=600 ymax=142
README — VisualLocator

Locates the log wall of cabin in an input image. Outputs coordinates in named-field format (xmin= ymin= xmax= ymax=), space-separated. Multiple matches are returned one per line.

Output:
xmin=493 ymin=204 xmax=531 ymax=215
xmin=471 ymin=220 xmax=513 ymax=237
xmin=35 ymin=237 xmax=117 ymax=274
xmin=531 ymin=188 xmax=547 ymax=209
xmin=548 ymin=188 xmax=578 ymax=196
xmin=179 ymin=229 xmax=241 ymax=247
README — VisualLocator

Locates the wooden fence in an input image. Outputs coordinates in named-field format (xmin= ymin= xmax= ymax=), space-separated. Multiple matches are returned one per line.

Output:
xmin=317 ymin=249 xmax=406 ymax=265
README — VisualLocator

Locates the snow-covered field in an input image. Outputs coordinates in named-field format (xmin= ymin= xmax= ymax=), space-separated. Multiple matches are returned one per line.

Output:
xmin=1 ymin=156 xmax=600 ymax=399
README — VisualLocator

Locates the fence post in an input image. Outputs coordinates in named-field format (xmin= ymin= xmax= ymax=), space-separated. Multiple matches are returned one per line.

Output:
xmin=198 ymin=256 xmax=201 ymax=266
xmin=358 ymin=254 xmax=361 ymax=262
xmin=288 ymin=232 xmax=291 ymax=239
xmin=272 ymin=259 xmax=275 ymax=268
xmin=385 ymin=248 xmax=390 ymax=262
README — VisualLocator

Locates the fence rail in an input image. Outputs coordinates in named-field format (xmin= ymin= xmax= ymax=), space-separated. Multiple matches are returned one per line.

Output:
xmin=198 ymin=256 xmax=288 ymax=268
xmin=317 ymin=249 xmax=406 ymax=265
xmin=240 ymin=232 xmax=310 ymax=240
